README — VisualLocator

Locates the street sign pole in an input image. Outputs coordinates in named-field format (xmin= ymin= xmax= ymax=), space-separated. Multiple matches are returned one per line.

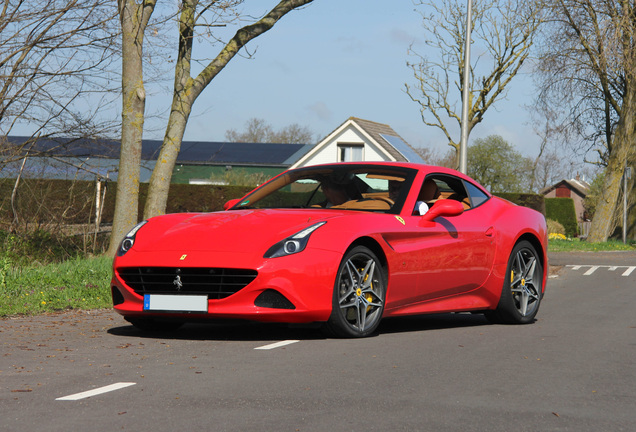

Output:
xmin=458 ymin=0 xmax=473 ymax=174
xmin=624 ymin=166 xmax=632 ymax=244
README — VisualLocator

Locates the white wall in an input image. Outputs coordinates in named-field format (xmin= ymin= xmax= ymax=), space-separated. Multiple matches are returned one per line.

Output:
xmin=294 ymin=124 xmax=393 ymax=167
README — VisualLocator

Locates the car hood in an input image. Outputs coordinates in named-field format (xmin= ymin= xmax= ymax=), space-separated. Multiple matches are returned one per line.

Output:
xmin=133 ymin=209 xmax=339 ymax=254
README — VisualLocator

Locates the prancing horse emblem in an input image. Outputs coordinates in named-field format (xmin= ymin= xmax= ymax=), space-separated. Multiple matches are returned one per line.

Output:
xmin=173 ymin=274 xmax=183 ymax=291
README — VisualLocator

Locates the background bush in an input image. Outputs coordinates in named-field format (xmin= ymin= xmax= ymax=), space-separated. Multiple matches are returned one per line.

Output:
xmin=546 ymin=218 xmax=566 ymax=235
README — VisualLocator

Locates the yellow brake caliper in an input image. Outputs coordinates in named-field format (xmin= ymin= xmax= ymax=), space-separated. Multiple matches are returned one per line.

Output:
xmin=361 ymin=271 xmax=374 ymax=312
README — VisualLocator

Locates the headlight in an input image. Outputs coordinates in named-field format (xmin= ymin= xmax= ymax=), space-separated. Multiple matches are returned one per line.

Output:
xmin=264 ymin=222 xmax=326 ymax=258
xmin=116 ymin=220 xmax=148 ymax=257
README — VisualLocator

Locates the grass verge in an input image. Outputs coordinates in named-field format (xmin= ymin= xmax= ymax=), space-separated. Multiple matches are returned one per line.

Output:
xmin=0 ymin=255 xmax=112 ymax=317
xmin=548 ymin=238 xmax=636 ymax=252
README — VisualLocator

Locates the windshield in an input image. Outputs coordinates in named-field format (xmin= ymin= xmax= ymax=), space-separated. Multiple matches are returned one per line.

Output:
xmin=230 ymin=164 xmax=417 ymax=214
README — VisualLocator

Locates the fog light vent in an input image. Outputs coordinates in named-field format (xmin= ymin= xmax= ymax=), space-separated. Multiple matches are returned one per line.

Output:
xmin=111 ymin=286 xmax=125 ymax=306
xmin=254 ymin=290 xmax=295 ymax=310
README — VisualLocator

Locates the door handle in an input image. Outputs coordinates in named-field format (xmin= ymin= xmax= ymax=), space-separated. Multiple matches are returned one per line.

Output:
xmin=485 ymin=227 xmax=494 ymax=237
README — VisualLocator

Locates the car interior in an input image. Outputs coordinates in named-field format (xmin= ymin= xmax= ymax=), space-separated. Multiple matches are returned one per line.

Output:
xmin=415 ymin=175 xmax=481 ymax=215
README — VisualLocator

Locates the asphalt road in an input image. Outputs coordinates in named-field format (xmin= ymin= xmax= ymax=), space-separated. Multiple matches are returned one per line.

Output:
xmin=2 ymin=251 xmax=635 ymax=431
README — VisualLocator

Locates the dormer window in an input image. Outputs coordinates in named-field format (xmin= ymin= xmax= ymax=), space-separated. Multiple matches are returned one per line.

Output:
xmin=338 ymin=143 xmax=363 ymax=162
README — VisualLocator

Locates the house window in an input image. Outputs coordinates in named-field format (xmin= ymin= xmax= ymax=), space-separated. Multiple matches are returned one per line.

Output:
xmin=338 ymin=143 xmax=363 ymax=162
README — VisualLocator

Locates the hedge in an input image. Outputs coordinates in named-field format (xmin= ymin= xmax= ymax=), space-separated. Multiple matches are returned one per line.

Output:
xmin=544 ymin=197 xmax=578 ymax=237
xmin=0 ymin=179 xmax=254 ymax=228
xmin=1 ymin=178 xmax=549 ymax=228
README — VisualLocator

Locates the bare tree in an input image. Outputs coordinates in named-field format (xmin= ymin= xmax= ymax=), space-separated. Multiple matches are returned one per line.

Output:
xmin=526 ymin=107 xmax=577 ymax=192
xmin=535 ymin=0 xmax=636 ymax=242
xmin=0 ymin=1 xmax=120 ymax=144
xmin=225 ymin=118 xmax=275 ymax=143
xmin=143 ymin=0 xmax=315 ymax=219
xmin=0 ymin=1 xmax=120 ymax=237
xmin=415 ymin=146 xmax=455 ymax=168
xmin=405 ymin=0 xmax=543 ymax=167
xmin=269 ymin=122 xmax=315 ymax=144
xmin=109 ymin=0 xmax=315 ymax=255
xmin=225 ymin=117 xmax=314 ymax=143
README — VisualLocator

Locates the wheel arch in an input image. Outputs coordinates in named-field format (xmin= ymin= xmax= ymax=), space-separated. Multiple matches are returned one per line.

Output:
xmin=516 ymin=233 xmax=546 ymax=270
xmin=514 ymin=232 xmax=548 ymax=294
xmin=347 ymin=236 xmax=389 ymax=276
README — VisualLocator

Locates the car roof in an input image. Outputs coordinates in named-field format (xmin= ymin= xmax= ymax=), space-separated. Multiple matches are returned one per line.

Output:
xmin=293 ymin=162 xmax=480 ymax=185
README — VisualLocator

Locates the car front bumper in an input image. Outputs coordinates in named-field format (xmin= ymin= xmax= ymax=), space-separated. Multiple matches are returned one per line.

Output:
xmin=111 ymin=247 xmax=342 ymax=324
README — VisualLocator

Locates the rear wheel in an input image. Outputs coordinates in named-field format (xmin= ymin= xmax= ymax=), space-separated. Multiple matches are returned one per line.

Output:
xmin=325 ymin=246 xmax=386 ymax=338
xmin=486 ymin=240 xmax=543 ymax=324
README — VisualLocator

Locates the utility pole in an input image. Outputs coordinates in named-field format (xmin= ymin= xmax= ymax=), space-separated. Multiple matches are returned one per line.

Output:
xmin=458 ymin=0 xmax=473 ymax=174
xmin=624 ymin=166 xmax=632 ymax=244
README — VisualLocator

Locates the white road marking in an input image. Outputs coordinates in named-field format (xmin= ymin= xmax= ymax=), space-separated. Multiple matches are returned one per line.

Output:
xmin=623 ymin=266 xmax=636 ymax=277
xmin=255 ymin=340 xmax=300 ymax=350
xmin=56 ymin=382 xmax=136 ymax=401
xmin=566 ymin=265 xmax=636 ymax=277
xmin=584 ymin=266 xmax=600 ymax=275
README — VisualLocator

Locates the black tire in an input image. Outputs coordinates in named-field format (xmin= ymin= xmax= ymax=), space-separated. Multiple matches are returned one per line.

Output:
xmin=486 ymin=240 xmax=543 ymax=324
xmin=325 ymin=246 xmax=386 ymax=338
xmin=125 ymin=317 xmax=184 ymax=332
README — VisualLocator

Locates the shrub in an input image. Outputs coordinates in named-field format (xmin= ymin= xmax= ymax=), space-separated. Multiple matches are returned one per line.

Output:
xmin=546 ymin=218 xmax=566 ymax=235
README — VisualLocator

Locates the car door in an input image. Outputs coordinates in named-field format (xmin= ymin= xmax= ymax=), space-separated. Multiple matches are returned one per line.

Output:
xmin=385 ymin=175 xmax=496 ymax=308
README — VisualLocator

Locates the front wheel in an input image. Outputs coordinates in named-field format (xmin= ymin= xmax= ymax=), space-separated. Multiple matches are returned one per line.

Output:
xmin=325 ymin=246 xmax=386 ymax=338
xmin=486 ymin=240 xmax=543 ymax=324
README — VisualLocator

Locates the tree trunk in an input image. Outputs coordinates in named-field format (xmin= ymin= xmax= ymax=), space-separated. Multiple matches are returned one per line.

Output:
xmin=108 ymin=0 xmax=155 ymax=256
xmin=143 ymin=97 xmax=193 ymax=218
xmin=143 ymin=0 xmax=197 ymax=218
xmin=588 ymin=85 xmax=635 ymax=243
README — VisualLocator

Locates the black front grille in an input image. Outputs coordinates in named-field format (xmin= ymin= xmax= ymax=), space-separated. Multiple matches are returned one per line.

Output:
xmin=118 ymin=267 xmax=258 ymax=300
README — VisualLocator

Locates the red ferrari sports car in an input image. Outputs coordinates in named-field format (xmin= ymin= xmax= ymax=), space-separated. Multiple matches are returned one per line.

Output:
xmin=111 ymin=162 xmax=547 ymax=337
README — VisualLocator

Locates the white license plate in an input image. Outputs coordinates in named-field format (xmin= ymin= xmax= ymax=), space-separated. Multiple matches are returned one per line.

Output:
xmin=143 ymin=294 xmax=208 ymax=312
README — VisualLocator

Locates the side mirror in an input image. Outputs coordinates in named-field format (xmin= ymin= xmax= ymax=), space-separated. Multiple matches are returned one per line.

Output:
xmin=419 ymin=199 xmax=464 ymax=226
xmin=223 ymin=198 xmax=240 ymax=211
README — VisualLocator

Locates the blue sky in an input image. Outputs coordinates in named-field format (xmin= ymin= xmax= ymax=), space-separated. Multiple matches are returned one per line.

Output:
xmin=10 ymin=1 xmax=540 ymax=160
xmin=165 ymin=0 xmax=541 ymax=159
